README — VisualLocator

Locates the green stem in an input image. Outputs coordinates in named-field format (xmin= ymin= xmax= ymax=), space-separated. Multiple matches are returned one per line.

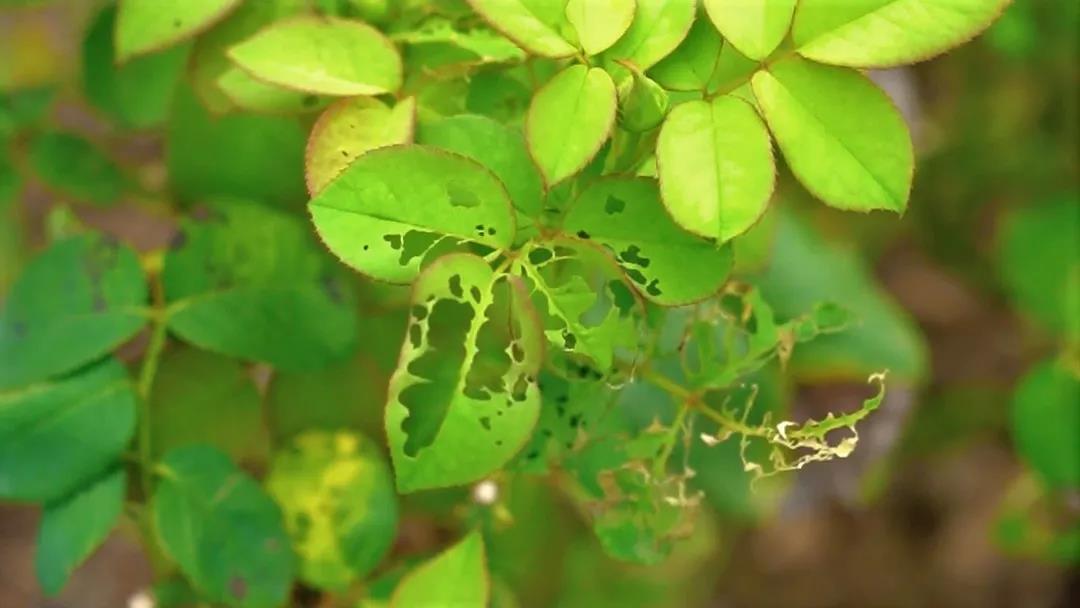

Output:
xmin=639 ymin=366 xmax=691 ymax=401
xmin=136 ymin=315 xmax=167 ymax=497
xmin=697 ymin=404 xmax=771 ymax=438
xmin=652 ymin=403 xmax=689 ymax=478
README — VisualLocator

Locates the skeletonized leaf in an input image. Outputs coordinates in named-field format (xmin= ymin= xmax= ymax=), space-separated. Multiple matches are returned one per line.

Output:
xmin=115 ymin=0 xmax=241 ymax=62
xmin=656 ymin=95 xmax=775 ymax=243
xmin=308 ymin=145 xmax=516 ymax=284
xmin=0 ymin=234 xmax=147 ymax=390
xmin=566 ymin=0 xmax=636 ymax=56
xmin=163 ymin=199 xmax=358 ymax=371
xmin=466 ymin=0 xmax=577 ymax=57
xmin=386 ymin=253 xmax=543 ymax=492
xmin=266 ymin=431 xmax=398 ymax=590
xmin=153 ymin=446 xmax=295 ymax=608
xmin=391 ymin=532 xmax=488 ymax=607
xmin=228 ymin=16 xmax=402 ymax=96
xmin=0 ymin=359 xmax=136 ymax=502
xmin=35 ymin=468 xmax=125 ymax=596
xmin=751 ymin=57 xmax=912 ymax=213
xmin=564 ymin=177 xmax=733 ymax=306
xmin=306 ymin=97 xmax=416 ymax=195
xmin=793 ymin=0 xmax=1012 ymax=68
xmin=703 ymin=0 xmax=796 ymax=60
xmin=526 ymin=65 xmax=616 ymax=186
xmin=604 ymin=0 xmax=696 ymax=70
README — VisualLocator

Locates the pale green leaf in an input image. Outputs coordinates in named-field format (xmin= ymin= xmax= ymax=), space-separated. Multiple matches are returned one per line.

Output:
xmin=526 ymin=65 xmax=616 ymax=186
xmin=604 ymin=0 xmax=696 ymax=70
xmin=467 ymin=0 xmax=578 ymax=57
xmin=793 ymin=0 xmax=1012 ymax=68
xmin=228 ymin=16 xmax=402 ymax=96
xmin=391 ymin=532 xmax=488 ymax=608
xmin=386 ymin=253 xmax=543 ymax=492
xmin=163 ymin=199 xmax=358 ymax=371
xmin=391 ymin=17 xmax=526 ymax=63
xmin=656 ymin=95 xmax=775 ymax=243
xmin=564 ymin=177 xmax=732 ymax=305
xmin=0 ymin=359 xmax=136 ymax=502
xmin=216 ymin=66 xmax=330 ymax=115
xmin=615 ymin=66 xmax=669 ymax=132
xmin=35 ymin=469 xmax=125 ymax=595
xmin=1011 ymin=359 xmax=1080 ymax=489
xmin=0 ymin=234 xmax=147 ymax=390
xmin=751 ymin=57 xmax=913 ymax=212
xmin=703 ymin=0 xmax=795 ymax=60
xmin=566 ymin=0 xmax=636 ymax=55
xmin=116 ymin=0 xmax=242 ymax=62
xmin=153 ymin=446 xmax=295 ymax=608
xmin=308 ymin=145 xmax=516 ymax=284
xmin=306 ymin=97 xmax=416 ymax=195
xmin=266 ymin=431 xmax=398 ymax=590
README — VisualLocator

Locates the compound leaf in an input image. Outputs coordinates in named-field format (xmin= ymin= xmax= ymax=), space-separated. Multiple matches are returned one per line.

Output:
xmin=308 ymin=145 xmax=516 ymax=284
xmin=656 ymin=95 xmax=775 ymax=243
xmin=603 ymin=0 xmax=696 ymax=70
xmin=386 ymin=253 xmax=543 ymax=492
xmin=466 ymin=0 xmax=577 ymax=57
xmin=526 ymin=65 xmax=616 ymax=186
xmin=566 ymin=0 xmax=636 ymax=56
xmin=116 ymin=0 xmax=241 ymax=62
xmin=703 ymin=0 xmax=796 ymax=60
xmin=391 ymin=532 xmax=488 ymax=608
xmin=751 ymin=57 xmax=913 ymax=213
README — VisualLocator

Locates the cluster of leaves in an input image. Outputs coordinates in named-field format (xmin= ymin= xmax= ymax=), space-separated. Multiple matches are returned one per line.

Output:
xmin=0 ymin=0 xmax=1014 ymax=606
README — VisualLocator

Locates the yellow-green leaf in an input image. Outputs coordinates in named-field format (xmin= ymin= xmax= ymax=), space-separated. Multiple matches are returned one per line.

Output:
xmin=703 ymin=0 xmax=796 ymax=60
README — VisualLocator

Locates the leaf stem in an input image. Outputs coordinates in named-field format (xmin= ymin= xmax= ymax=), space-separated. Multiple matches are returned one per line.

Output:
xmin=697 ymin=404 xmax=770 ymax=438
xmin=652 ymin=402 xmax=689 ymax=478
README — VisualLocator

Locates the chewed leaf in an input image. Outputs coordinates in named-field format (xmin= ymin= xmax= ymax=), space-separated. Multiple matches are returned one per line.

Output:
xmin=564 ymin=177 xmax=733 ymax=306
xmin=308 ymin=145 xmax=516 ymax=284
xmin=518 ymin=239 xmax=643 ymax=372
xmin=386 ymin=253 xmax=543 ymax=492
xmin=513 ymin=371 xmax=613 ymax=474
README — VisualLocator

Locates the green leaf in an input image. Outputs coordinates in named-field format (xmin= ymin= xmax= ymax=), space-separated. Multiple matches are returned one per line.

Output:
xmin=150 ymin=346 xmax=267 ymax=463
xmin=82 ymin=5 xmax=190 ymax=129
xmin=648 ymin=16 xmax=724 ymax=92
xmin=306 ymin=96 xmax=416 ymax=195
xmin=308 ymin=145 xmax=516 ymax=284
xmin=35 ymin=468 xmax=125 ymax=595
xmin=751 ymin=57 xmax=913 ymax=213
xmin=167 ymin=86 xmax=307 ymax=207
xmin=153 ymin=445 xmax=295 ymax=608
xmin=227 ymin=16 xmax=402 ymax=96
xmin=703 ymin=0 xmax=795 ymax=60
xmin=793 ymin=0 xmax=1012 ymax=68
xmin=467 ymin=0 xmax=577 ymax=57
xmin=391 ymin=17 xmax=527 ymax=63
xmin=997 ymin=195 xmax=1080 ymax=338
xmin=603 ymin=0 xmax=696 ymax=70
xmin=0 ymin=234 xmax=147 ymax=389
xmin=564 ymin=177 xmax=732 ymax=305
xmin=656 ymin=95 xmax=775 ymax=243
xmin=526 ymin=65 xmax=616 ymax=186
xmin=419 ymin=113 xmax=543 ymax=228
xmin=566 ymin=0 xmax=635 ymax=56
xmin=266 ymin=430 xmax=398 ymax=590
xmin=216 ymin=66 xmax=331 ymax=115
xmin=28 ymin=131 xmax=125 ymax=205
xmin=0 ymin=359 xmax=136 ymax=502
xmin=391 ymin=532 xmax=488 ymax=608
xmin=386 ymin=253 xmax=543 ymax=492
xmin=1011 ymin=359 xmax=1080 ymax=489
xmin=514 ymin=371 xmax=612 ymax=473
xmin=615 ymin=66 xmax=669 ymax=133
xmin=163 ymin=198 xmax=358 ymax=370
xmin=115 ymin=0 xmax=242 ymax=62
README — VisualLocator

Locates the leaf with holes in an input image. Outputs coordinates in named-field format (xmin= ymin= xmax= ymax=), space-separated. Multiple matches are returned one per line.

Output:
xmin=153 ymin=445 xmax=295 ymax=608
xmin=308 ymin=145 xmax=516 ymax=284
xmin=386 ymin=253 xmax=543 ymax=492
xmin=603 ymin=0 xmax=696 ymax=70
xmin=703 ymin=0 xmax=796 ymax=60
xmin=752 ymin=57 xmax=913 ymax=213
xmin=514 ymin=371 xmax=613 ymax=474
xmin=566 ymin=0 xmax=636 ymax=56
xmin=0 ymin=234 xmax=147 ymax=390
xmin=793 ymin=0 xmax=1013 ymax=68
xmin=518 ymin=239 xmax=643 ymax=372
xmin=116 ymin=0 xmax=241 ymax=62
xmin=526 ymin=65 xmax=617 ymax=186
xmin=163 ymin=198 xmax=358 ymax=371
xmin=227 ymin=16 xmax=402 ymax=96
xmin=564 ymin=177 xmax=732 ymax=305
xmin=0 ymin=359 xmax=135 ymax=502
xmin=35 ymin=468 xmax=125 ymax=596
xmin=656 ymin=95 xmax=775 ymax=243
xmin=306 ymin=96 xmax=416 ymax=195
xmin=391 ymin=531 xmax=488 ymax=608
xmin=266 ymin=430 xmax=398 ymax=590
xmin=466 ymin=0 xmax=577 ymax=58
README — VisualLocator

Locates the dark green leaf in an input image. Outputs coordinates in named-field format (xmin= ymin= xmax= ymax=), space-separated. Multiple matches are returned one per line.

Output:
xmin=28 ymin=131 xmax=125 ymax=205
